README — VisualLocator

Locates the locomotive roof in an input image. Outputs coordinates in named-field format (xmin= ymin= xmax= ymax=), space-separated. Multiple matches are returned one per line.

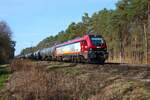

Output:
xmin=55 ymin=35 xmax=85 ymax=48
xmin=55 ymin=34 xmax=102 ymax=48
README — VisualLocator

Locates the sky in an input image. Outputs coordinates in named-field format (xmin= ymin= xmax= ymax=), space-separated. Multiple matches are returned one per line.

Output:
xmin=0 ymin=0 xmax=118 ymax=55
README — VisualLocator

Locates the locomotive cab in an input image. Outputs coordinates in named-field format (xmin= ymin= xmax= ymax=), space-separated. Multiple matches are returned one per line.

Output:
xmin=86 ymin=35 xmax=108 ymax=63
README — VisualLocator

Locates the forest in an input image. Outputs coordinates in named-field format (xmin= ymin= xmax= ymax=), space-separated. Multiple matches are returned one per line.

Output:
xmin=21 ymin=0 xmax=150 ymax=64
xmin=0 ymin=21 xmax=15 ymax=64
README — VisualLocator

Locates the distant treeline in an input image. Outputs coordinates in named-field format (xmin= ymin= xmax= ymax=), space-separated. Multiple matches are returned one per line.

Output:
xmin=21 ymin=0 xmax=150 ymax=64
xmin=0 ymin=21 xmax=15 ymax=64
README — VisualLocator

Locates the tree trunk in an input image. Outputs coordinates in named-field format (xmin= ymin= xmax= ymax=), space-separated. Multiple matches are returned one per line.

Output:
xmin=148 ymin=4 xmax=150 ymax=64
xmin=143 ymin=23 xmax=148 ymax=64
xmin=148 ymin=20 xmax=150 ymax=63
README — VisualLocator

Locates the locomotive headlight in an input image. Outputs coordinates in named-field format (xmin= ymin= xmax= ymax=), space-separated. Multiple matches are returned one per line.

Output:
xmin=89 ymin=48 xmax=92 ymax=51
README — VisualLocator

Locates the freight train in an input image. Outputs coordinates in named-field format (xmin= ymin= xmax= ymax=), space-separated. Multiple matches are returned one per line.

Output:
xmin=19 ymin=34 xmax=109 ymax=64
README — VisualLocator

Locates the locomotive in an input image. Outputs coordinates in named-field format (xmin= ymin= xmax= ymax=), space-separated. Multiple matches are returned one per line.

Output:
xmin=21 ymin=34 xmax=109 ymax=64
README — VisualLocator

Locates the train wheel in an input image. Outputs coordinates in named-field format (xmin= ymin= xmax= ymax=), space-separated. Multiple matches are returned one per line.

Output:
xmin=71 ymin=56 xmax=74 ymax=62
xmin=77 ymin=56 xmax=82 ymax=63
xmin=99 ymin=59 xmax=105 ymax=65
xmin=74 ymin=57 xmax=77 ymax=63
xmin=77 ymin=57 xmax=80 ymax=63
xmin=58 ymin=57 xmax=61 ymax=62
xmin=80 ymin=56 xmax=85 ymax=63
xmin=87 ymin=58 xmax=95 ymax=64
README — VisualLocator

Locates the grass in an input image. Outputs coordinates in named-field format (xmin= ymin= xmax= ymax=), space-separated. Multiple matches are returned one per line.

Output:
xmin=1 ymin=59 xmax=150 ymax=100
xmin=0 ymin=74 xmax=9 ymax=89
xmin=0 ymin=65 xmax=11 ymax=90
xmin=63 ymin=68 xmax=85 ymax=76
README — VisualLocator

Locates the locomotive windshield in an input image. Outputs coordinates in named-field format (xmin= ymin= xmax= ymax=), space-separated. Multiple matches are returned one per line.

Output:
xmin=90 ymin=35 xmax=104 ymax=46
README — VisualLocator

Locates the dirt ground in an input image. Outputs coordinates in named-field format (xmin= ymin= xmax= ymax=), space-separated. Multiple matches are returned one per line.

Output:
xmin=0 ymin=59 xmax=150 ymax=100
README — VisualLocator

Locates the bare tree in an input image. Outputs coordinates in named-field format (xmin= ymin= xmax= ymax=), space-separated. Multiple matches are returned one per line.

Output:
xmin=0 ymin=21 xmax=13 ymax=63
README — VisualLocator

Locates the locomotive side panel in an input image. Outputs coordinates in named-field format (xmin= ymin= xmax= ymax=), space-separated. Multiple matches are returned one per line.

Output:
xmin=56 ymin=42 xmax=81 ymax=56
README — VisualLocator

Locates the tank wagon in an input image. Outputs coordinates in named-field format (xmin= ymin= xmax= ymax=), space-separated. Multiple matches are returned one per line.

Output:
xmin=23 ymin=34 xmax=109 ymax=64
xmin=40 ymin=47 xmax=54 ymax=60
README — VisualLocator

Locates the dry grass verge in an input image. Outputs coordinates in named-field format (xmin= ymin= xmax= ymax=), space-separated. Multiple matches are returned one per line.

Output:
xmin=0 ymin=59 xmax=150 ymax=100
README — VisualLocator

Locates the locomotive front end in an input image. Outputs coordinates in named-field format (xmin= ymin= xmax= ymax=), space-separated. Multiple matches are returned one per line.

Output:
xmin=87 ymin=35 xmax=108 ymax=63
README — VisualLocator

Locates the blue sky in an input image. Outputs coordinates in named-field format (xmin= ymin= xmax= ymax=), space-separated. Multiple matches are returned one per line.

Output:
xmin=0 ymin=0 xmax=118 ymax=55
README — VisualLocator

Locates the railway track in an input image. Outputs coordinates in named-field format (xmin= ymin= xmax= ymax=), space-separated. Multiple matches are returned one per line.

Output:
xmin=99 ymin=62 xmax=149 ymax=72
xmin=36 ymin=61 xmax=150 ymax=74
xmin=15 ymin=59 xmax=150 ymax=82
xmin=38 ymin=61 xmax=150 ymax=81
xmin=35 ymin=60 xmax=150 ymax=69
